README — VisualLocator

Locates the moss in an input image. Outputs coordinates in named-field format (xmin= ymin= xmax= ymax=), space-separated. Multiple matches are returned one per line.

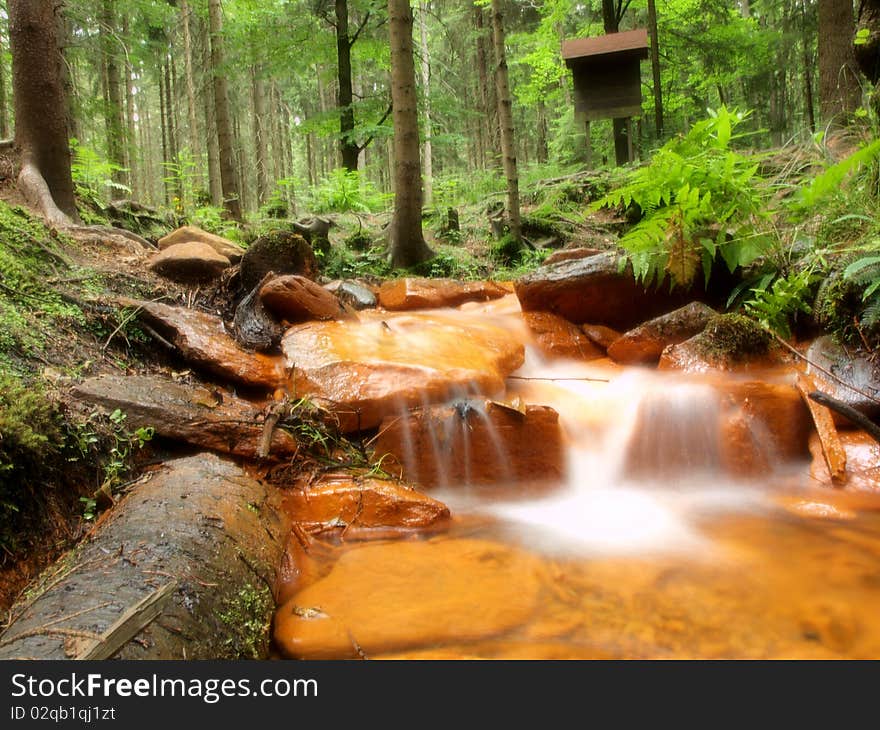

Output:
xmin=694 ymin=313 xmax=772 ymax=361
xmin=344 ymin=231 xmax=373 ymax=252
xmin=814 ymin=262 xmax=875 ymax=346
xmin=490 ymin=234 xmax=524 ymax=266
xmin=217 ymin=580 xmax=273 ymax=659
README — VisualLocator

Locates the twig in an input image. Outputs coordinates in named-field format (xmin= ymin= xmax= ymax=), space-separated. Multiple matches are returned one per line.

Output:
xmin=507 ymin=375 xmax=610 ymax=383
xmin=102 ymin=305 xmax=143 ymax=352
xmin=808 ymin=391 xmax=880 ymax=444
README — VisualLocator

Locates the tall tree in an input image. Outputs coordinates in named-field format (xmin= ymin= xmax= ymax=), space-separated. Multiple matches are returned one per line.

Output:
xmin=418 ymin=0 xmax=433 ymax=206
xmin=100 ymin=0 xmax=125 ymax=188
xmin=491 ymin=0 xmax=522 ymax=246
xmin=647 ymin=0 xmax=663 ymax=139
xmin=208 ymin=0 xmax=242 ymax=220
xmin=180 ymin=0 xmax=202 ymax=187
xmin=388 ymin=0 xmax=433 ymax=268
xmin=602 ymin=0 xmax=630 ymax=165
xmin=818 ymin=0 xmax=862 ymax=126
xmin=8 ymin=0 xmax=78 ymax=225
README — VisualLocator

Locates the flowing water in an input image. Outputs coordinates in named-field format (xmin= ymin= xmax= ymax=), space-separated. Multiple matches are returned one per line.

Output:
xmin=274 ymin=295 xmax=880 ymax=659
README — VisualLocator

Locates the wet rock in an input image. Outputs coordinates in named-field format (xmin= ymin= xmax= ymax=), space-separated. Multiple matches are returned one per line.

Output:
xmin=810 ymin=430 xmax=880 ymax=491
xmin=148 ymin=241 xmax=230 ymax=283
xmin=240 ymin=231 xmax=318 ymax=290
xmin=659 ymin=314 xmax=777 ymax=373
xmin=261 ymin=275 xmax=351 ymax=322
xmin=806 ymin=336 xmax=880 ymax=423
xmin=232 ymin=275 xmax=285 ymax=352
xmin=719 ymin=408 xmax=771 ymax=477
xmin=523 ymin=311 xmax=604 ymax=361
xmin=281 ymin=476 xmax=450 ymax=529
xmin=72 ymin=375 xmax=298 ymax=460
xmin=581 ymin=323 xmax=623 ymax=351
xmin=377 ymin=278 xmax=509 ymax=311
xmin=281 ymin=313 xmax=524 ymax=431
xmin=514 ymin=251 xmax=696 ymax=330
xmin=332 ymin=280 xmax=377 ymax=310
xmin=608 ymin=302 xmax=716 ymax=365
xmin=372 ymin=399 xmax=564 ymax=489
xmin=158 ymin=224 xmax=245 ymax=262
xmin=543 ymin=247 xmax=603 ymax=266
xmin=274 ymin=538 xmax=541 ymax=659
xmin=127 ymin=299 xmax=285 ymax=389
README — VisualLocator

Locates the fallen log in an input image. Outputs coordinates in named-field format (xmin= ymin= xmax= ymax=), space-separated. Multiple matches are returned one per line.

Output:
xmin=0 ymin=454 xmax=289 ymax=660
xmin=808 ymin=391 xmax=880 ymax=445
xmin=797 ymin=373 xmax=847 ymax=483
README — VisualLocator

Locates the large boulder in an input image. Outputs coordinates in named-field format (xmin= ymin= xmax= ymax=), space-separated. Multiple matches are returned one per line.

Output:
xmin=377 ymin=278 xmax=509 ymax=311
xmin=148 ymin=241 xmax=230 ymax=283
xmin=240 ymin=231 xmax=318 ymax=290
xmin=372 ymin=399 xmax=564 ymax=489
xmin=72 ymin=375 xmax=298 ymax=460
xmin=810 ymin=429 xmax=880 ymax=491
xmin=158 ymin=225 xmax=245 ymax=262
xmin=281 ymin=475 xmax=450 ymax=530
xmin=806 ymin=336 xmax=880 ymax=422
xmin=126 ymin=299 xmax=285 ymax=389
xmin=261 ymin=275 xmax=351 ymax=322
xmin=274 ymin=538 xmax=542 ymax=659
xmin=608 ymin=302 xmax=716 ymax=365
xmin=658 ymin=314 xmax=777 ymax=373
xmin=514 ymin=252 xmax=696 ymax=330
xmin=522 ymin=311 xmax=604 ymax=361
xmin=281 ymin=313 xmax=525 ymax=431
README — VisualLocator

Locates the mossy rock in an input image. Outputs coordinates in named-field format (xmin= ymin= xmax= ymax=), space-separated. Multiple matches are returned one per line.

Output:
xmin=694 ymin=313 xmax=772 ymax=361
xmin=240 ymin=231 xmax=318 ymax=290
xmin=814 ymin=259 xmax=880 ymax=346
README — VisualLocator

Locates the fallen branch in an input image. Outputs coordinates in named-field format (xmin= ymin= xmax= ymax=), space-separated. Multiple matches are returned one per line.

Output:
xmin=808 ymin=391 xmax=880 ymax=444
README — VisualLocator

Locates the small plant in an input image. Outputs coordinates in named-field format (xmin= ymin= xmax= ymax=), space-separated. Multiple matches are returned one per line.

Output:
xmin=309 ymin=168 xmax=389 ymax=213
xmin=744 ymin=267 xmax=817 ymax=338
xmin=70 ymin=138 xmax=130 ymax=203
xmin=592 ymin=107 xmax=772 ymax=288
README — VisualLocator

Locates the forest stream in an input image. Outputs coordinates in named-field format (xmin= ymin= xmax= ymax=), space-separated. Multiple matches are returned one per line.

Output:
xmin=269 ymin=293 xmax=880 ymax=660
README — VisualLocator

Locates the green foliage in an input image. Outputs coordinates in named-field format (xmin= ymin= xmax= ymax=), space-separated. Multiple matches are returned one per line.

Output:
xmin=189 ymin=206 xmax=244 ymax=243
xmin=218 ymin=581 xmax=273 ymax=659
xmin=163 ymin=148 xmax=199 ymax=216
xmin=70 ymin=138 xmax=130 ymax=203
xmin=744 ymin=267 xmax=817 ymax=338
xmin=317 ymin=244 xmax=392 ymax=280
xmin=695 ymin=313 xmax=773 ymax=361
xmin=306 ymin=169 xmax=390 ymax=214
xmin=789 ymin=139 xmax=880 ymax=217
xmin=593 ymin=108 xmax=772 ymax=288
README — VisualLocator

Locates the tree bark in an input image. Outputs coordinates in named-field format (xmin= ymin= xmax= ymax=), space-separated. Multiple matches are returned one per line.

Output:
xmin=121 ymin=15 xmax=136 ymax=195
xmin=818 ymin=0 xmax=862 ymax=126
xmin=491 ymin=0 xmax=521 ymax=245
xmin=181 ymin=0 xmax=202 ymax=188
xmin=0 ymin=25 xmax=9 ymax=139
xmin=251 ymin=65 xmax=269 ymax=206
xmin=388 ymin=0 xmax=433 ymax=268
xmin=335 ymin=0 xmax=360 ymax=172
xmin=8 ymin=0 xmax=78 ymax=225
xmin=647 ymin=0 xmax=664 ymax=139
xmin=208 ymin=0 xmax=241 ymax=220
xmin=202 ymin=29 xmax=222 ymax=207
xmin=602 ymin=0 xmax=629 ymax=165
xmin=418 ymin=0 xmax=433 ymax=206
xmin=101 ymin=0 xmax=125 ymax=188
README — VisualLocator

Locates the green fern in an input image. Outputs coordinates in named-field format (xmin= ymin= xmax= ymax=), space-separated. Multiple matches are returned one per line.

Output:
xmin=592 ymin=107 xmax=771 ymax=288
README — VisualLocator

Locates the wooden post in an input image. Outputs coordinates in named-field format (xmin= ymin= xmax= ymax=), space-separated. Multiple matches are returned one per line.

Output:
xmin=584 ymin=120 xmax=593 ymax=168
xmin=626 ymin=117 xmax=634 ymax=162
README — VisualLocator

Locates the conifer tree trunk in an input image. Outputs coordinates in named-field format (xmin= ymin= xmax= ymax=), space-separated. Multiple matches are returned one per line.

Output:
xmin=388 ymin=0 xmax=433 ymax=268
xmin=418 ymin=0 xmax=433 ymax=206
xmin=251 ymin=65 xmax=269 ymax=206
xmin=181 ymin=0 xmax=202 ymax=187
xmin=208 ymin=0 xmax=241 ymax=220
xmin=101 ymin=0 xmax=125 ymax=188
xmin=818 ymin=0 xmax=862 ymax=126
xmin=0 ymin=28 xmax=9 ymax=139
xmin=647 ymin=0 xmax=664 ymax=139
xmin=202 ymin=31 xmax=222 ymax=206
xmin=9 ymin=0 xmax=78 ymax=225
xmin=335 ymin=0 xmax=360 ymax=171
xmin=491 ymin=0 xmax=521 ymax=245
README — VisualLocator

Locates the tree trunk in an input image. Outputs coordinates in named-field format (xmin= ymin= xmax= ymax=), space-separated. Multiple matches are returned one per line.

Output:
xmin=121 ymin=15 xmax=136 ymax=195
xmin=0 ymin=26 xmax=9 ymax=139
xmin=101 ymin=0 xmax=125 ymax=188
xmin=335 ymin=0 xmax=359 ymax=171
xmin=491 ymin=0 xmax=521 ymax=245
xmin=418 ymin=0 xmax=433 ymax=206
xmin=855 ymin=0 xmax=880 ymax=116
xmin=647 ymin=0 xmax=664 ymax=139
xmin=158 ymin=61 xmax=170 ymax=205
xmin=388 ymin=0 xmax=433 ymax=268
xmin=251 ymin=65 xmax=269 ymax=206
xmin=181 ymin=0 xmax=202 ymax=188
xmin=818 ymin=0 xmax=862 ymax=126
xmin=602 ymin=0 xmax=630 ymax=165
xmin=202 ymin=30 xmax=222 ymax=207
xmin=9 ymin=0 xmax=78 ymax=225
xmin=208 ymin=0 xmax=241 ymax=220
xmin=536 ymin=99 xmax=548 ymax=164
xmin=56 ymin=6 xmax=78 ymax=142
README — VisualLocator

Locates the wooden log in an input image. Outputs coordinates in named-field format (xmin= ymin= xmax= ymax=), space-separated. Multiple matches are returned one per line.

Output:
xmin=797 ymin=373 xmax=847 ymax=483
xmin=808 ymin=391 xmax=880 ymax=445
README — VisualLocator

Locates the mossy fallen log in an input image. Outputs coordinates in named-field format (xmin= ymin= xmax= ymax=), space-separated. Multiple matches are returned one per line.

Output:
xmin=0 ymin=454 xmax=288 ymax=660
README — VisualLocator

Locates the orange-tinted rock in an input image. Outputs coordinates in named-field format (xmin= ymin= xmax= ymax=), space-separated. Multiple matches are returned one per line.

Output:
xmin=281 ymin=313 xmax=525 ymax=431
xmin=719 ymin=408 xmax=771 ymax=477
xmin=127 ymin=299 xmax=285 ymax=389
xmin=608 ymin=302 xmax=715 ymax=365
xmin=148 ymin=241 xmax=230 ymax=282
xmin=797 ymin=373 xmax=846 ymax=483
xmin=372 ymin=399 xmax=564 ymax=489
xmin=273 ymin=538 xmax=541 ymax=659
xmin=543 ymin=247 xmax=603 ymax=266
xmin=806 ymin=336 xmax=880 ymax=423
xmin=581 ymin=323 xmax=622 ymax=351
xmin=260 ymin=275 xmax=351 ymax=322
xmin=810 ymin=430 xmax=880 ymax=491
xmin=72 ymin=375 xmax=297 ymax=459
xmin=377 ymin=278 xmax=509 ymax=311
xmin=523 ymin=311 xmax=604 ymax=361
xmin=157 ymin=225 xmax=245 ymax=262
xmin=281 ymin=476 xmax=450 ymax=529
xmin=514 ymin=252 xmax=696 ymax=329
